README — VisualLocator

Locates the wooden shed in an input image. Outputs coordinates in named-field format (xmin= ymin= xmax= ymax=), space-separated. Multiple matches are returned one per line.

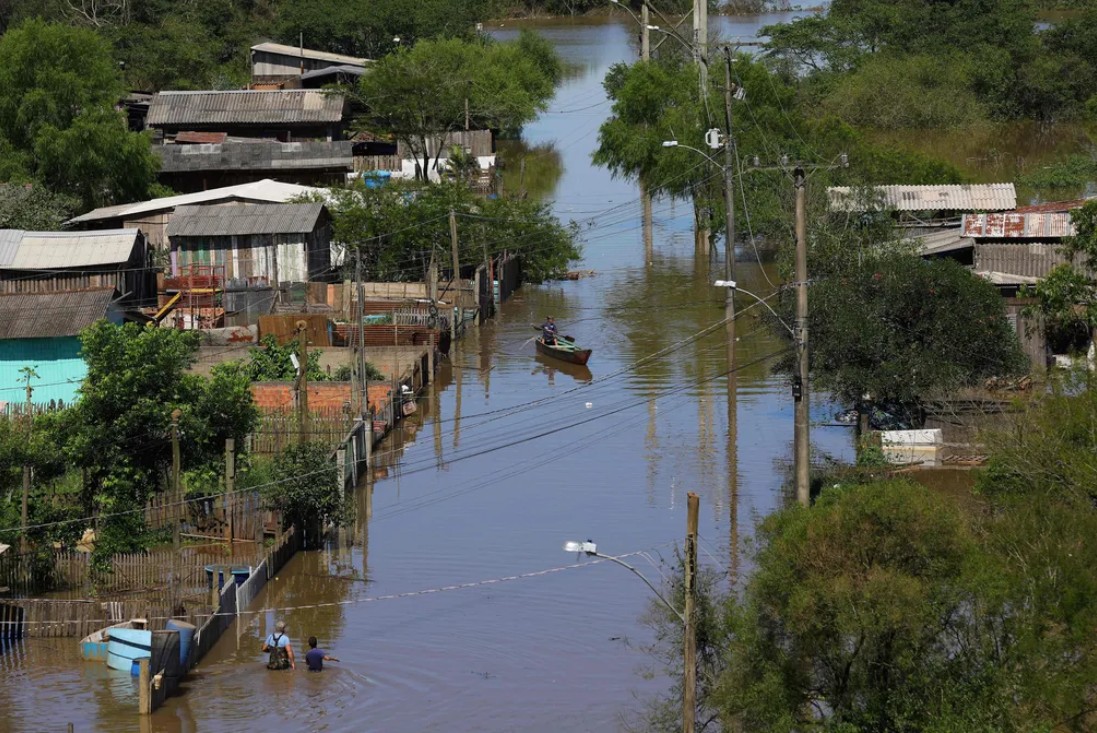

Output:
xmin=166 ymin=202 xmax=333 ymax=285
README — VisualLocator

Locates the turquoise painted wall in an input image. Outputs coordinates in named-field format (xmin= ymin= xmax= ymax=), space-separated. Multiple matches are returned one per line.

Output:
xmin=0 ymin=337 xmax=86 ymax=407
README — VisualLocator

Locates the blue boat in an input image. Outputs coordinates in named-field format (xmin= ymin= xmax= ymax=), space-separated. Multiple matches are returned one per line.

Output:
xmin=80 ymin=620 xmax=138 ymax=663
xmin=106 ymin=625 xmax=152 ymax=673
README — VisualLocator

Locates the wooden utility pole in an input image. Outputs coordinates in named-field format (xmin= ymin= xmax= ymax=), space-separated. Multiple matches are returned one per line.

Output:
xmin=223 ymin=438 xmax=235 ymax=545
xmin=171 ymin=408 xmax=182 ymax=551
xmin=793 ymin=166 xmax=810 ymax=506
xmin=482 ymin=240 xmax=493 ymax=321
xmin=722 ymin=48 xmax=736 ymax=327
xmin=449 ymin=209 xmax=460 ymax=345
xmin=692 ymin=0 xmax=708 ymax=94
xmin=296 ymin=321 xmax=309 ymax=445
xmin=428 ymin=250 xmax=438 ymax=372
xmin=683 ymin=491 xmax=699 ymax=733
xmin=19 ymin=367 xmax=36 ymax=554
xmin=641 ymin=2 xmax=650 ymax=61
xmin=355 ymin=249 xmax=368 ymax=417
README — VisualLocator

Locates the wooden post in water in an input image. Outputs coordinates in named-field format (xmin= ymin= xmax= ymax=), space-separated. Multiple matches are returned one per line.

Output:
xmin=449 ymin=209 xmax=460 ymax=344
xmin=296 ymin=321 xmax=309 ymax=445
xmin=138 ymin=657 xmax=151 ymax=714
xmin=171 ymin=409 xmax=182 ymax=551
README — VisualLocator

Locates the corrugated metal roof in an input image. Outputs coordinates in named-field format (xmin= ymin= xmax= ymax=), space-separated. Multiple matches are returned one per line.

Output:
xmin=0 ymin=229 xmax=140 ymax=269
xmin=910 ymin=228 xmax=974 ymax=256
xmin=175 ymin=131 xmax=228 ymax=144
xmin=156 ymin=140 xmax=353 ymax=173
xmin=974 ymin=270 xmax=1040 ymax=286
xmin=0 ymin=230 xmax=22 ymax=267
xmin=828 ymin=184 xmax=1016 ymax=212
xmin=68 ymin=179 xmax=327 ymax=224
xmin=147 ymin=90 xmax=346 ymax=127
xmin=250 ymin=42 xmax=370 ymax=67
xmin=0 ymin=288 xmax=115 ymax=339
xmin=962 ymin=212 xmax=1076 ymax=238
xmin=167 ymin=203 xmax=325 ymax=237
xmin=300 ymin=65 xmax=367 ymax=82
xmin=1012 ymin=198 xmax=1091 ymax=214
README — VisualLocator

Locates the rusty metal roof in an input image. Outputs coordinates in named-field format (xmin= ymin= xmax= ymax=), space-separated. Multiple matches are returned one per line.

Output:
xmin=147 ymin=90 xmax=346 ymax=127
xmin=0 ymin=287 xmax=116 ymax=339
xmin=0 ymin=229 xmax=141 ymax=269
xmin=175 ymin=131 xmax=228 ymax=144
xmin=962 ymin=212 xmax=1076 ymax=238
xmin=1012 ymin=198 xmax=1091 ymax=214
xmin=167 ymin=203 xmax=326 ymax=237
xmin=828 ymin=184 xmax=1016 ymax=212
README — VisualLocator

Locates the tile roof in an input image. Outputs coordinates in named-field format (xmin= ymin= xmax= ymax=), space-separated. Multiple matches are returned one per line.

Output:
xmin=147 ymin=90 xmax=346 ymax=127
xmin=962 ymin=212 xmax=1076 ymax=238
xmin=167 ymin=202 xmax=326 ymax=237
xmin=828 ymin=184 xmax=1016 ymax=212
xmin=67 ymin=179 xmax=326 ymax=224
xmin=156 ymin=140 xmax=353 ymax=173
xmin=250 ymin=42 xmax=370 ymax=67
xmin=0 ymin=287 xmax=116 ymax=339
xmin=0 ymin=229 xmax=141 ymax=269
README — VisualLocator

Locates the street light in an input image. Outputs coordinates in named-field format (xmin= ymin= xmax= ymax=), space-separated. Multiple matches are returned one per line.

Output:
xmin=566 ymin=493 xmax=701 ymax=733
xmin=713 ymin=280 xmax=795 ymax=337
xmin=563 ymin=540 xmax=685 ymax=623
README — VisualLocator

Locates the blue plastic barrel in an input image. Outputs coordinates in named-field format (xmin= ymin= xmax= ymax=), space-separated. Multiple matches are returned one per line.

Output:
xmin=231 ymin=567 xmax=251 ymax=586
xmin=166 ymin=619 xmax=196 ymax=667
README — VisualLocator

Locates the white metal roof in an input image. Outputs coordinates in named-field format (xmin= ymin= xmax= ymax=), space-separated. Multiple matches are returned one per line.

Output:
xmin=828 ymin=184 xmax=1016 ymax=212
xmin=909 ymin=228 xmax=975 ymax=256
xmin=67 ymin=179 xmax=326 ymax=224
xmin=1 ymin=229 xmax=141 ymax=269
xmin=250 ymin=42 xmax=370 ymax=67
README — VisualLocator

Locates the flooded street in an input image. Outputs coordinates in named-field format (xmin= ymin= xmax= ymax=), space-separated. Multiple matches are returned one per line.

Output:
xmin=1 ymin=13 xmax=857 ymax=733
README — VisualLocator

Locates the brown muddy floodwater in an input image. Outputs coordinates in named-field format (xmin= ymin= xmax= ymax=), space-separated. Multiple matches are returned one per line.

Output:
xmin=2 ymin=13 xmax=864 ymax=733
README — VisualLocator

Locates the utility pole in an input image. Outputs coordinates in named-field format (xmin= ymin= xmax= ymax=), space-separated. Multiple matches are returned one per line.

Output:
xmin=223 ymin=438 xmax=235 ymax=545
xmin=640 ymin=3 xmax=654 ymax=267
xmin=355 ymin=249 xmax=368 ymax=417
xmin=296 ymin=321 xmax=309 ymax=445
xmin=449 ymin=209 xmax=460 ymax=346
xmin=692 ymin=0 xmax=708 ymax=94
xmin=19 ymin=367 xmax=36 ymax=554
xmin=722 ymin=48 xmax=736 ymax=327
xmin=428 ymin=250 xmax=438 ymax=373
xmin=793 ymin=166 xmax=810 ymax=506
xmin=171 ymin=408 xmax=182 ymax=551
xmin=683 ymin=491 xmax=699 ymax=733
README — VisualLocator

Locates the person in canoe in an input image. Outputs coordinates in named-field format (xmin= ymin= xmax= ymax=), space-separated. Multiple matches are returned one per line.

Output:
xmin=541 ymin=316 xmax=559 ymax=346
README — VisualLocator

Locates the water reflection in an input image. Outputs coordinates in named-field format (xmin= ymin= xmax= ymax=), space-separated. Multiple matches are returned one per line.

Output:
xmin=532 ymin=353 xmax=593 ymax=384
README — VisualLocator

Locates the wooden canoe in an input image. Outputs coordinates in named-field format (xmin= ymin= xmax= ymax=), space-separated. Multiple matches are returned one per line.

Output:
xmin=536 ymin=337 xmax=592 ymax=366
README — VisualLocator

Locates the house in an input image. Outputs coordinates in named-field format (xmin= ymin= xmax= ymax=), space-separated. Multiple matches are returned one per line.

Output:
xmin=352 ymin=129 xmax=497 ymax=190
xmin=155 ymin=140 xmax=354 ymax=193
xmin=0 ymin=288 xmax=122 ymax=406
xmin=828 ymin=184 xmax=1017 ymax=221
xmin=0 ymin=229 xmax=154 ymax=306
xmin=167 ymin=202 xmax=333 ymax=284
xmin=66 ymin=179 xmax=327 ymax=251
xmin=250 ymin=42 xmax=370 ymax=84
xmin=146 ymin=90 xmax=348 ymax=142
xmin=962 ymin=211 xmax=1085 ymax=294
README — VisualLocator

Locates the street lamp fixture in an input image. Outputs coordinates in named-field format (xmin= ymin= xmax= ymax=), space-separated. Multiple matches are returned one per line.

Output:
xmin=714 ymin=281 xmax=795 ymax=337
xmin=563 ymin=540 xmax=685 ymax=623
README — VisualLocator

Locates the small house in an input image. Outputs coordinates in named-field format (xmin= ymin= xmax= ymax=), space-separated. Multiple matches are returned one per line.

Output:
xmin=828 ymin=183 xmax=1017 ymax=224
xmin=0 ymin=288 xmax=122 ymax=406
xmin=166 ymin=202 xmax=333 ymax=285
xmin=250 ymin=42 xmax=370 ymax=84
xmin=0 ymin=229 xmax=153 ymax=306
xmin=66 ymin=179 xmax=327 ymax=251
xmin=146 ymin=90 xmax=348 ymax=142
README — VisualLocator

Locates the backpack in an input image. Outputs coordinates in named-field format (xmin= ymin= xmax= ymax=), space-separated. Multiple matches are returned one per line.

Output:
xmin=267 ymin=633 xmax=290 ymax=670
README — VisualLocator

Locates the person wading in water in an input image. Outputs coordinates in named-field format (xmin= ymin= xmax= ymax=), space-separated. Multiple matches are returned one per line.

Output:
xmin=262 ymin=621 xmax=295 ymax=670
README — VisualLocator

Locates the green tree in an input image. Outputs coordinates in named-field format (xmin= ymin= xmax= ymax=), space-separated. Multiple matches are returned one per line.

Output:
xmin=263 ymin=441 xmax=347 ymax=541
xmin=1026 ymin=200 xmax=1097 ymax=351
xmin=277 ymin=0 xmax=491 ymax=60
xmin=66 ymin=322 xmax=257 ymax=557
xmin=0 ymin=183 xmax=77 ymax=230
xmin=779 ymin=229 xmax=1026 ymax=410
xmin=318 ymin=178 xmax=580 ymax=283
xmin=246 ymin=334 xmax=328 ymax=382
xmin=353 ymin=33 xmax=561 ymax=180
xmin=0 ymin=21 xmax=158 ymax=208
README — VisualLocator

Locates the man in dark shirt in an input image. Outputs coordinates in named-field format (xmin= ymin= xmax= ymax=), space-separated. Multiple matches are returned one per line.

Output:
xmin=541 ymin=316 xmax=558 ymax=345
xmin=304 ymin=636 xmax=339 ymax=672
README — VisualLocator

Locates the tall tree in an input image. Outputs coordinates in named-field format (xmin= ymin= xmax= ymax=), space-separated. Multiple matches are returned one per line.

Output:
xmin=353 ymin=33 xmax=561 ymax=180
xmin=0 ymin=20 xmax=158 ymax=207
